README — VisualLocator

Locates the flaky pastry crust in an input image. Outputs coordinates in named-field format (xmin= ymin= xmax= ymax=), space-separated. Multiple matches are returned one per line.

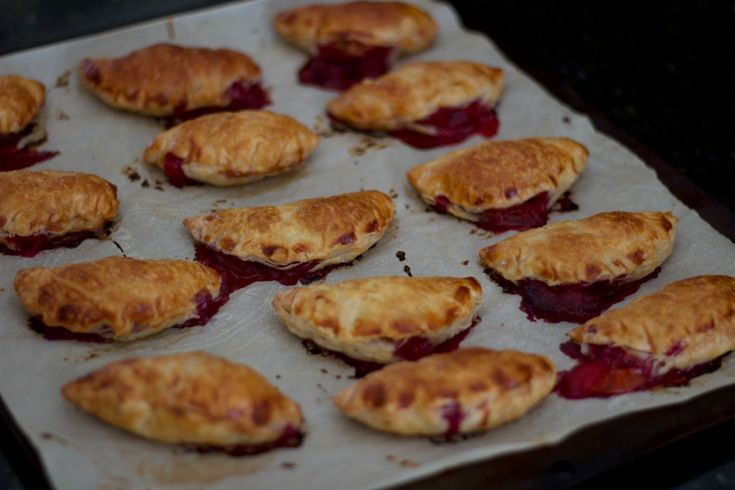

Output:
xmin=274 ymin=1 xmax=437 ymax=54
xmin=0 ymin=170 xmax=118 ymax=240
xmin=0 ymin=75 xmax=45 ymax=134
xmin=79 ymin=44 xmax=262 ymax=116
xmin=333 ymin=348 xmax=555 ymax=435
xmin=480 ymin=211 xmax=678 ymax=286
xmin=327 ymin=61 xmax=504 ymax=130
xmin=408 ymin=138 xmax=588 ymax=217
xmin=143 ymin=111 xmax=319 ymax=186
xmin=569 ymin=275 xmax=735 ymax=372
xmin=62 ymin=351 xmax=304 ymax=446
xmin=14 ymin=257 xmax=221 ymax=341
xmin=272 ymin=276 xmax=482 ymax=363
xmin=184 ymin=190 xmax=395 ymax=269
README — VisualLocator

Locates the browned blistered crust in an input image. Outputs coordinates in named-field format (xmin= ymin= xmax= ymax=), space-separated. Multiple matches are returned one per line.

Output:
xmin=569 ymin=275 xmax=735 ymax=372
xmin=79 ymin=43 xmax=262 ymax=116
xmin=272 ymin=276 xmax=482 ymax=363
xmin=274 ymin=1 xmax=437 ymax=54
xmin=327 ymin=61 xmax=504 ymax=130
xmin=184 ymin=190 xmax=395 ymax=268
xmin=62 ymin=351 xmax=304 ymax=446
xmin=0 ymin=170 xmax=118 ymax=240
xmin=143 ymin=111 xmax=320 ymax=186
xmin=14 ymin=257 xmax=221 ymax=341
xmin=0 ymin=75 xmax=45 ymax=134
xmin=408 ymin=138 xmax=588 ymax=215
xmin=333 ymin=347 xmax=555 ymax=435
xmin=480 ymin=211 xmax=678 ymax=286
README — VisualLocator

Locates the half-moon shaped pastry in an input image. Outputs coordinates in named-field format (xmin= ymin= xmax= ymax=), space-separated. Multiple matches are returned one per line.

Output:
xmin=327 ymin=61 xmax=504 ymax=148
xmin=143 ymin=111 xmax=320 ymax=187
xmin=272 ymin=276 xmax=482 ymax=375
xmin=480 ymin=211 xmax=677 ymax=323
xmin=79 ymin=44 xmax=269 ymax=122
xmin=0 ymin=170 xmax=119 ymax=257
xmin=274 ymin=1 xmax=437 ymax=90
xmin=0 ymin=75 xmax=59 ymax=170
xmin=14 ymin=257 xmax=227 ymax=342
xmin=408 ymin=138 xmax=588 ymax=231
xmin=556 ymin=275 xmax=735 ymax=399
xmin=333 ymin=348 xmax=555 ymax=436
xmin=62 ymin=351 xmax=305 ymax=455
xmin=184 ymin=190 xmax=395 ymax=291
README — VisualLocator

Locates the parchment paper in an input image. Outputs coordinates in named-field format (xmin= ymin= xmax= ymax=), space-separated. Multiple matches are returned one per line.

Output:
xmin=1 ymin=1 xmax=735 ymax=488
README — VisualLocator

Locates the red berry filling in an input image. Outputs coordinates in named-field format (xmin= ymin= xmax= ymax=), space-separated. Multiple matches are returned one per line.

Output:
xmin=27 ymin=286 xmax=230 ymax=343
xmin=184 ymin=425 xmax=304 ymax=457
xmin=299 ymin=43 xmax=395 ymax=91
xmin=433 ymin=192 xmax=554 ymax=233
xmin=485 ymin=267 xmax=661 ymax=323
xmin=162 ymin=152 xmax=198 ymax=188
xmin=0 ymin=225 xmax=112 ymax=258
xmin=555 ymin=340 xmax=726 ymax=399
xmin=441 ymin=401 xmax=466 ymax=437
xmin=194 ymin=243 xmax=347 ymax=293
xmin=0 ymin=126 xmax=59 ymax=171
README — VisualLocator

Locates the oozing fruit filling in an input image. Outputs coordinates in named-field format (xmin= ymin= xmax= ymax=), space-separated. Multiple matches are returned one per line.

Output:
xmin=194 ymin=243 xmax=346 ymax=293
xmin=0 ymin=227 xmax=110 ymax=258
xmin=0 ymin=125 xmax=59 ymax=171
xmin=441 ymin=401 xmax=466 ymax=437
xmin=27 ymin=286 xmax=230 ymax=343
xmin=555 ymin=340 xmax=726 ymax=399
xmin=434 ymin=192 xmax=552 ymax=233
xmin=299 ymin=43 xmax=396 ymax=91
xmin=162 ymin=80 xmax=270 ymax=127
xmin=486 ymin=267 xmax=661 ymax=323
xmin=162 ymin=152 xmax=198 ymax=188
xmin=302 ymin=317 xmax=479 ymax=377
xmin=185 ymin=425 xmax=304 ymax=456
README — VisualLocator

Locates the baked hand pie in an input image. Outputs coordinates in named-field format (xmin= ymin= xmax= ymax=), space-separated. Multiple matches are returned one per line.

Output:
xmin=0 ymin=75 xmax=59 ymax=170
xmin=480 ymin=211 xmax=678 ymax=323
xmin=274 ymin=1 xmax=437 ymax=90
xmin=184 ymin=190 xmax=395 ymax=291
xmin=556 ymin=275 xmax=735 ymax=399
xmin=327 ymin=61 xmax=504 ymax=148
xmin=272 ymin=276 xmax=482 ymax=376
xmin=79 ymin=44 xmax=269 ymax=124
xmin=0 ymin=170 xmax=119 ymax=257
xmin=408 ymin=138 xmax=588 ymax=231
xmin=143 ymin=110 xmax=319 ymax=187
xmin=333 ymin=348 xmax=555 ymax=437
xmin=14 ymin=257 xmax=228 ymax=342
xmin=62 ymin=351 xmax=305 ymax=455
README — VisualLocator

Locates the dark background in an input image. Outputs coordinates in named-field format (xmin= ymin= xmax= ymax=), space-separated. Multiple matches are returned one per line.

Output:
xmin=1 ymin=0 xmax=735 ymax=488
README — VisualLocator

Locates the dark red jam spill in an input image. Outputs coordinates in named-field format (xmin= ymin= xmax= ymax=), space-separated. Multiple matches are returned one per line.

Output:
xmin=299 ymin=43 xmax=395 ymax=91
xmin=0 ymin=126 xmax=59 ymax=171
xmin=27 ymin=287 xmax=229 ymax=343
xmin=0 ymin=229 xmax=106 ymax=258
xmin=301 ymin=318 xmax=479 ymax=378
xmin=441 ymin=401 xmax=466 ymax=438
xmin=486 ymin=267 xmax=661 ymax=323
xmin=162 ymin=80 xmax=271 ymax=127
xmin=433 ymin=192 xmax=551 ymax=233
xmin=195 ymin=243 xmax=345 ymax=294
xmin=555 ymin=340 xmax=727 ymax=399
xmin=184 ymin=425 xmax=303 ymax=457
xmin=162 ymin=152 xmax=199 ymax=188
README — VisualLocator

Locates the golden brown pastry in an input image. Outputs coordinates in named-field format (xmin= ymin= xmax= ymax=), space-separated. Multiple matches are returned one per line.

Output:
xmin=333 ymin=348 xmax=555 ymax=436
xmin=557 ymin=276 xmax=735 ymax=399
xmin=480 ymin=211 xmax=678 ymax=286
xmin=79 ymin=44 xmax=265 ymax=117
xmin=272 ymin=276 xmax=482 ymax=365
xmin=184 ymin=190 xmax=395 ymax=271
xmin=0 ymin=75 xmax=45 ymax=134
xmin=0 ymin=170 xmax=118 ymax=256
xmin=62 ymin=352 xmax=305 ymax=452
xmin=14 ymin=257 xmax=223 ymax=342
xmin=143 ymin=111 xmax=319 ymax=187
xmin=408 ymin=138 xmax=588 ymax=229
xmin=327 ymin=61 xmax=504 ymax=131
xmin=274 ymin=1 xmax=437 ymax=55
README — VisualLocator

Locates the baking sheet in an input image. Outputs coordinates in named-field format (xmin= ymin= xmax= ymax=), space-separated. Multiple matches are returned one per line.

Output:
xmin=1 ymin=0 xmax=735 ymax=488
